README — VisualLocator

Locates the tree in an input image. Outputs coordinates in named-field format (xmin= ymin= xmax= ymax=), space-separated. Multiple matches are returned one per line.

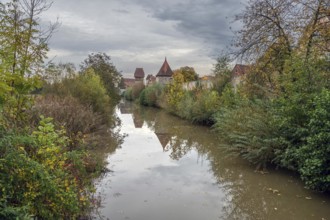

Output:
xmin=233 ymin=0 xmax=330 ymax=95
xmin=229 ymin=0 xmax=330 ymax=192
xmin=233 ymin=0 xmax=293 ymax=64
xmin=296 ymin=0 xmax=330 ymax=61
xmin=80 ymin=52 xmax=121 ymax=105
xmin=0 ymin=0 xmax=57 ymax=126
xmin=234 ymin=0 xmax=329 ymax=71
xmin=0 ymin=0 xmax=57 ymax=76
xmin=166 ymin=72 xmax=185 ymax=112
xmin=173 ymin=66 xmax=198 ymax=82
xmin=44 ymin=62 xmax=76 ymax=83
xmin=212 ymin=55 xmax=231 ymax=77
xmin=212 ymin=55 xmax=232 ymax=94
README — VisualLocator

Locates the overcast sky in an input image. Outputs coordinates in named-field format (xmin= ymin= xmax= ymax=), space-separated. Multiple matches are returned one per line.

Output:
xmin=40 ymin=0 xmax=247 ymax=77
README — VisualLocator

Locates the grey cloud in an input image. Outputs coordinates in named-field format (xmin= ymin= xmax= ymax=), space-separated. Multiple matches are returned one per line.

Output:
xmin=50 ymin=24 xmax=184 ymax=54
xmin=137 ymin=0 xmax=245 ymax=54
xmin=42 ymin=0 xmax=246 ymax=75
xmin=49 ymin=26 xmax=107 ymax=52
xmin=112 ymin=9 xmax=130 ymax=14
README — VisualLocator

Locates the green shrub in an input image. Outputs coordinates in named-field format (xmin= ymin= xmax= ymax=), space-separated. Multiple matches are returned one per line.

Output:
xmin=131 ymin=83 xmax=145 ymax=100
xmin=175 ymin=89 xmax=220 ymax=125
xmin=220 ymin=84 xmax=241 ymax=107
xmin=67 ymin=68 xmax=111 ymax=114
xmin=191 ymin=90 xmax=220 ymax=125
xmin=297 ymin=89 xmax=330 ymax=191
xmin=177 ymin=91 xmax=194 ymax=120
xmin=276 ymin=89 xmax=330 ymax=191
xmin=139 ymin=84 xmax=163 ymax=107
xmin=43 ymin=68 xmax=113 ymax=125
xmin=213 ymin=99 xmax=280 ymax=169
xmin=0 ymin=118 xmax=83 ymax=219
xmin=165 ymin=73 xmax=185 ymax=112
xmin=80 ymin=53 xmax=121 ymax=105
xmin=143 ymin=86 xmax=157 ymax=106
xmin=30 ymin=95 xmax=103 ymax=147
xmin=139 ymin=89 xmax=146 ymax=105
xmin=124 ymin=87 xmax=133 ymax=101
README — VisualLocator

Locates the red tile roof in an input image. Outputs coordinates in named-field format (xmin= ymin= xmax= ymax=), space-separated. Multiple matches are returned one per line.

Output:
xmin=123 ymin=78 xmax=135 ymax=88
xmin=146 ymin=74 xmax=156 ymax=85
xmin=146 ymin=74 xmax=156 ymax=81
xmin=156 ymin=58 xmax=173 ymax=77
xmin=232 ymin=64 xmax=250 ymax=77
xmin=134 ymin=68 xmax=145 ymax=79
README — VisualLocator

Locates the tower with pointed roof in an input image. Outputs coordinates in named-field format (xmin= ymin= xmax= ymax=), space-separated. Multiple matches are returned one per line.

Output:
xmin=134 ymin=68 xmax=144 ymax=80
xmin=156 ymin=57 xmax=174 ymax=84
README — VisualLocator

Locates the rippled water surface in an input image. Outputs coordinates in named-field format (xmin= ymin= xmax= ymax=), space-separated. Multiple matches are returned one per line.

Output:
xmin=93 ymin=101 xmax=330 ymax=220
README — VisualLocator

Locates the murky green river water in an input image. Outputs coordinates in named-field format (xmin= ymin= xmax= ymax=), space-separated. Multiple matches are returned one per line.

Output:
xmin=93 ymin=101 xmax=330 ymax=220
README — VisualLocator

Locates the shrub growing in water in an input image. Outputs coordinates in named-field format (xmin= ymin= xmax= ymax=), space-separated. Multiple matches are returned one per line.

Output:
xmin=297 ymin=89 xmax=330 ymax=191
xmin=213 ymin=99 xmax=280 ymax=169
xmin=275 ymin=89 xmax=330 ymax=191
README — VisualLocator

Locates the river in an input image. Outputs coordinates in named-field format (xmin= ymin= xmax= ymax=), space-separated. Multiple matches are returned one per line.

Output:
xmin=93 ymin=101 xmax=330 ymax=220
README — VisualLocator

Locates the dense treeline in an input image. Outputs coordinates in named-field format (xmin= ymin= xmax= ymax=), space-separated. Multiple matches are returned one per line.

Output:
xmin=0 ymin=1 xmax=121 ymax=219
xmin=126 ymin=0 xmax=330 ymax=192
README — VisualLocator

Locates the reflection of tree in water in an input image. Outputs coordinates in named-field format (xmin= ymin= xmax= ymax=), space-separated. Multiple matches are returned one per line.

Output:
xmin=88 ymin=107 xmax=125 ymax=169
xmin=135 ymin=106 xmax=216 ymax=161
xmin=132 ymin=104 xmax=330 ymax=220
xmin=132 ymin=105 xmax=144 ymax=128
xmin=118 ymin=101 xmax=144 ymax=128
xmin=206 ymin=143 xmax=323 ymax=220
xmin=118 ymin=101 xmax=133 ymax=114
xmin=168 ymin=137 xmax=196 ymax=160
xmin=137 ymin=105 xmax=267 ymax=219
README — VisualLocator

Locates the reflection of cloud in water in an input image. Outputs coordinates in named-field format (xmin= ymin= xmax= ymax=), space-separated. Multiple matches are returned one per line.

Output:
xmin=104 ymin=101 xmax=330 ymax=220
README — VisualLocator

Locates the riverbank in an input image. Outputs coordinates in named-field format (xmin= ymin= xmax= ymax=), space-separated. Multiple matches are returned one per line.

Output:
xmin=0 ymin=53 xmax=122 ymax=218
xmin=124 ymin=70 xmax=330 ymax=193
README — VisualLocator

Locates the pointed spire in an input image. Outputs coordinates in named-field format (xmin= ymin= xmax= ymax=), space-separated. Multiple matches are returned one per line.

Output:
xmin=156 ymin=57 xmax=173 ymax=77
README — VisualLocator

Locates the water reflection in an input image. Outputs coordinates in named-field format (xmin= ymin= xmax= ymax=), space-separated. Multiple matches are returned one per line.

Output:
xmin=141 ymin=106 xmax=215 ymax=161
xmin=97 ymin=101 xmax=330 ymax=220
xmin=118 ymin=101 xmax=133 ymax=114
xmin=154 ymin=132 xmax=171 ymax=151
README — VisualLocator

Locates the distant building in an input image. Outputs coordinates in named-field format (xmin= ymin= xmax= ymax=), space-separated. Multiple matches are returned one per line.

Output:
xmin=146 ymin=74 xmax=156 ymax=86
xmin=134 ymin=68 xmax=145 ymax=83
xmin=182 ymin=75 xmax=215 ymax=91
xmin=123 ymin=78 xmax=135 ymax=88
xmin=198 ymin=75 xmax=215 ymax=89
xmin=231 ymin=64 xmax=250 ymax=89
xmin=156 ymin=58 xmax=174 ymax=84
xmin=121 ymin=68 xmax=145 ymax=93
